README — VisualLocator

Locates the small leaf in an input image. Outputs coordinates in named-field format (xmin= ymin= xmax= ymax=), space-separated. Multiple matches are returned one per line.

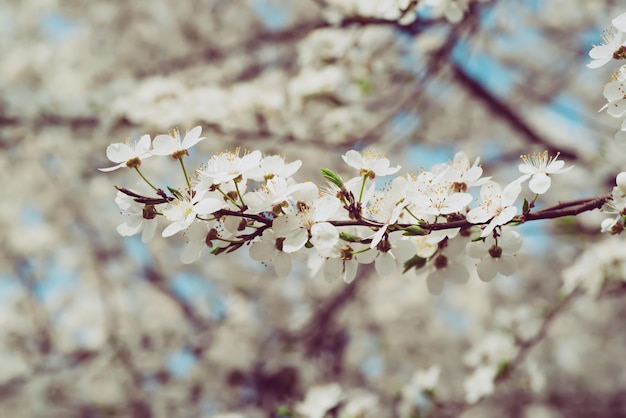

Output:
xmin=210 ymin=246 xmax=228 ymax=256
xmin=402 ymin=225 xmax=427 ymax=236
xmin=522 ymin=198 xmax=529 ymax=214
xmin=167 ymin=187 xmax=183 ymax=200
xmin=339 ymin=231 xmax=361 ymax=242
xmin=321 ymin=168 xmax=345 ymax=189
xmin=403 ymin=254 xmax=427 ymax=273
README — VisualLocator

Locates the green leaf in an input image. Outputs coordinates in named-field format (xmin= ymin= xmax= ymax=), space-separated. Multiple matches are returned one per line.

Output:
xmin=210 ymin=246 xmax=229 ymax=256
xmin=522 ymin=197 xmax=529 ymax=214
xmin=402 ymin=225 xmax=427 ymax=236
xmin=403 ymin=254 xmax=427 ymax=273
xmin=167 ymin=187 xmax=183 ymax=200
xmin=321 ymin=168 xmax=344 ymax=189
xmin=339 ymin=231 xmax=361 ymax=242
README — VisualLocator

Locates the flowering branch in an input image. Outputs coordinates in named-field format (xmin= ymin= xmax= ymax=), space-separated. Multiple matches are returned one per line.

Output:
xmin=102 ymin=126 xmax=623 ymax=293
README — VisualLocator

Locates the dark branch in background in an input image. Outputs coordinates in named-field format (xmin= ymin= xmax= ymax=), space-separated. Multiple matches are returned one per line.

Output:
xmin=451 ymin=62 xmax=579 ymax=161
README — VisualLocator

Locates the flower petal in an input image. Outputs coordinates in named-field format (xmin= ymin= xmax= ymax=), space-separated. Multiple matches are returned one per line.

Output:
xmin=427 ymin=271 xmax=445 ymax=295
xmin=476 ymin=258 xmax=498 ymax=282
xmin=375 ymin=252 xmax=396 ymax=276
xmin=497 ymin=255 xmax=517 ymax=276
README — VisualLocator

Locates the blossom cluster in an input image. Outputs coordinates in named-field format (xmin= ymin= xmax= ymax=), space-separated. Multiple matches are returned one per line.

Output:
xmin=322 ymin=0 xmax=491 ymax=24
xmin=101 ymin=127 xmax=576 ymax=294
xmin=588 ymin=12 xmax=626 ymax=140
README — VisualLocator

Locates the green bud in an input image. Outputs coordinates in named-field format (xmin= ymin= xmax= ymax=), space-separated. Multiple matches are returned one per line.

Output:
xmin=402 ymin=225 xmax=427 ymax=236
xmin=339 ymin=231 xmax=361 ymax=242
xmin=321 ymin=168 xmax=345 ymax=189
xmin=167 ymin=187 xmax=184 ymax=200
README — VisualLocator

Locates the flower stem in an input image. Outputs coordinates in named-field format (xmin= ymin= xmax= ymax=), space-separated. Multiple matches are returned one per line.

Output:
xmin=216 ymin=187 xmax=241 ymax=208
xmin=234 ymin=180 xmax=246 ymax=207
xmin=358 ymin=175 xmax=367 ymax=202
xmin=178 ymin=157 xmax=192 ymax=192
xmin=134 ymin=167 xmax=158 ymax=191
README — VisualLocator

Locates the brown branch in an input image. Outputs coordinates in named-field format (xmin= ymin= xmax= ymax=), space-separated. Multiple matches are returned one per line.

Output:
xmin=450 ymin=62 xmax=579 ymax=162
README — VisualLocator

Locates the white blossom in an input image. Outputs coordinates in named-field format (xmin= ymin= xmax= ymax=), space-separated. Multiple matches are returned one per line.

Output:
xmin=425 ymin=237 xmax=469 ymax=295
xmin=467 ymin=181 xmax=521 ymax=238
xmin=198 ymin=149 xmax=262 ymax=185
xmin=248 ymin=155 xmax=302 ymax=181
xmin=99 ymin=135 xmax=152 ymax=172
xmin=151 ymin=126 xmax=205 ymax=157
xmin=161 ymin=192 xmax=225 ymax=237
xmin=466 ymin=230 xmax=522 ymax=282
xmin=464 ymin=366 xmax=496 ymax=404
xmin=295 ymin=383 xmax=343 ymax=418
xmin=517 ymin=151 xmax=573 ymax=195
xmin=587 ymin=29 xmax=626 ymax=69
xmin=249 ymin=229 xmax=293 ymax=277
xmin=114 ymin=191 xmax=157 ymax=243
xmin=342 ymin=149 xmax=401 ymax=178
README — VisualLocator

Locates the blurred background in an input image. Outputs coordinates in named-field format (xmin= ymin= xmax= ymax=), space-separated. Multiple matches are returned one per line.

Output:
xmin=1 ymin=0 xmax=626 ymax=416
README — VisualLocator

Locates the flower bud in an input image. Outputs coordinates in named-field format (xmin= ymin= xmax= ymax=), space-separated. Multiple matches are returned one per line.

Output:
xmin=142 ymin=205 xmax=157 ymax=219
xmin=205 ymin=228 xmax=220 ymax=247
xmin=488 ymin=245 xmax=503 ymax=258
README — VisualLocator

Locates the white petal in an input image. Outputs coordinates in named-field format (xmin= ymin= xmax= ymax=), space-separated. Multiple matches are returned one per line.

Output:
xmin=152 ymin=134 xmax=179 ymax=156
xmin=324 ymin=258 xmax=342 ymax=281
xmin=608 ymin=99 xmax=626 ymax=118
xmin=181 ymin=238 xmax=204 ymax=264
xmin=466 ymin=241 xmax=488 ymax=259
xmin=342 ymin=150 xmax=364 ymax=170
xmin=546 ymin=159 xmax=565 ymax=173
xmin=292 ymin=182 xmax=318 ymax=203
xmin=98 ymin=163 xmax=126 ymax=172
xmin=369 ymin=226 xmax=387 ymax=249
xmin=518 ymin=163 xmax=535 ymax=175
xmin=356 ymin=248 xmax=377 ymax=264
xmin=272 ymin=215 xmax=299 ymax=236
xmin=612 ymin=12 xmax=626 ymax=32
xmin=136 ymin=134 xmax=152 ymax=152
xmin=313 ymin=196 xmax=341 ymax=221
xmin=529 ymin=174 xmax=551 ymax=194
xmin=476 ymin=258 xmax=498 ymax=282
xmin=467 ymin=207 xmax=493 ymax=224
xmin=181 ymin=126 xmax=204 ymax=149
xmin=480 ymin=217 xmax=501 ymax=238
xmin=603 ymin=80 xmax=624 ymax=101
xmin=117 ymin=218 xmax=143 ymax=236
xmin=447 ymin=262 xmax=469 ymax=284
xmin=283 ymin=229 xmax=308 ymax=253
xmin=344 ymin=261 xmax=358 ymax=283
xmin=162 ymin=221 xmax=183 ymax=237
xmin=310 ymin=222 xmax=339 ymax=251
xmin=249 ymin=239 xmax=275 ymax=262
xmin=499 ymin=230 xmax=522 ymax=252
xmin=141 ymin=219 xmax=157 ymax=243
xmin=441 ymin=193 xmax=473 ymax=213
xmin=492 ymin=206 xmax=517 ymax=228
xmin=195 ymin=198 xmax=225 ymax=215
xmin=106 ymin=143 xmax=131 ymax=163
xmin=274 ymin=252 xmax=292 ymax=277
xmin=617 ymin=172 xmax=626 ymax=190
xmin=497 ymin=255 xmax=517 ymax=276
xmin=501 ymin=181 xmax=521 ymax=206
xmin=375 ymin=252 xmax=396 ymax=276
xmin=427 ymin=271 xmax=445 ymax=295
xmin=392 ymin=238 xmax=417 ymax=262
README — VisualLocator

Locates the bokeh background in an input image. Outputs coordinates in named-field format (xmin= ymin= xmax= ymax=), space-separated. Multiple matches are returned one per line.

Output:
xmin=2 ymin=0 xmax=626 ymax=416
